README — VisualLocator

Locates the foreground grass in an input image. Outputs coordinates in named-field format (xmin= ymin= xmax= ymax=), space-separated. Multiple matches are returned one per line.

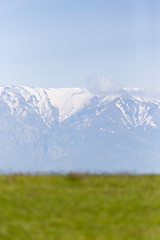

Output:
xmin=0 ymin=174 xmax=160 ymax=239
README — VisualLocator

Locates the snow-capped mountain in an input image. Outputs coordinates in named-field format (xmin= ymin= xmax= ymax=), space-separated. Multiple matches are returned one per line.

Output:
xmin=1 ymin=86 xmax=160 ymax=173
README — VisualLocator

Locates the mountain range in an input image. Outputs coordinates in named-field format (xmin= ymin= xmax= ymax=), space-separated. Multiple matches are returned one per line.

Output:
xmin=0 ymin=86 xmax=160 ymax=173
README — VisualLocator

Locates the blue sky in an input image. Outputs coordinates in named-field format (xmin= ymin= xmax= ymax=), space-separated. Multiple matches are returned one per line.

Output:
xmin=0 ymin=0 xmax=160 ymax=88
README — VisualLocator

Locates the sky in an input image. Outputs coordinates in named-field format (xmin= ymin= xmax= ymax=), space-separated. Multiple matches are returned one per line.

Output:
xmin=0 ymin=0 xmax=160 ymax=89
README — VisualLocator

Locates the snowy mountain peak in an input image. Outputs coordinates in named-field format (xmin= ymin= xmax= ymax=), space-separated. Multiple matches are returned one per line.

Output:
xmin=0 ymin=86 xmax=160 ymax=173
xmin=46 ymin=88 xmax=93 ymax=122
xmin=0 ymin=86 xmax=159 ymax=129
xmin=0 ymin=86 xmax=94 ymax=124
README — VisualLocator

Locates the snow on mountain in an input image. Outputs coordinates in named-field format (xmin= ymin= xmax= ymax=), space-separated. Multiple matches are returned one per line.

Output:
xmin=46 ymin=88 xmax=93 ymax=122
xmin=0 ymin=86 xmax=93 ymax=125
xmin=0 ymin=86 xmax=160 ymax=173
xmin=1 ymin=86 xmax=159 ymax=129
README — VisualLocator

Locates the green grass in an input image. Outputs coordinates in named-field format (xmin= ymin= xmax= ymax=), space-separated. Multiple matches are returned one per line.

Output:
xmin=0 ymin=174 xmax=160 ymax=239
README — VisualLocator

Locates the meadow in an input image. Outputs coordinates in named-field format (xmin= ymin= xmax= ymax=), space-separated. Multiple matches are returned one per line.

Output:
xmin=0 ymin=174 xmax=160 ymax=240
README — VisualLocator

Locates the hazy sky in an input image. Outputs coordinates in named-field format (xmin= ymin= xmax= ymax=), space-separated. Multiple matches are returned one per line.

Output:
xmin=0 ymin=0 xmax=160 ymax=88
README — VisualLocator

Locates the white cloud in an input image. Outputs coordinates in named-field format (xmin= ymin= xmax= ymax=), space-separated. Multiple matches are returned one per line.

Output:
xmin=86 ymin=74 xmax=120 ymax=94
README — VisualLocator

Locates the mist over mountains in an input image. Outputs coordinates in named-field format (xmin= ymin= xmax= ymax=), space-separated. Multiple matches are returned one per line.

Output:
xmin=0 ymin=86 xmax=160 ymax=173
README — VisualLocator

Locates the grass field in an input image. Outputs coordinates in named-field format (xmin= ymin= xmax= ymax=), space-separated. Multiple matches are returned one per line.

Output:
xmin=0 ymin=174 xmax=160 ymax=239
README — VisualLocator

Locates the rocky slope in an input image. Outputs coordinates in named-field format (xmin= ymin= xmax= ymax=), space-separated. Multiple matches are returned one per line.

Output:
xmin=0 ymin=86 xmax=160 ymax=173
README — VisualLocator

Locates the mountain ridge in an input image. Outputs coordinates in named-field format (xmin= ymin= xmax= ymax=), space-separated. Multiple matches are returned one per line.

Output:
xmin=0 ymin=86 xmax=160 ymax=173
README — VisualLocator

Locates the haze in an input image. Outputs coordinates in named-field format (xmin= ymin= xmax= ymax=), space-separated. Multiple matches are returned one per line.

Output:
xmin=0 ymin=0 xmax=160 ymax=89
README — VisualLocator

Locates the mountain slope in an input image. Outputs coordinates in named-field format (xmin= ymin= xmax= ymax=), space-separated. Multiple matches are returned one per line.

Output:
xmin=0 ymin=86 xmax=160 ymax=173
